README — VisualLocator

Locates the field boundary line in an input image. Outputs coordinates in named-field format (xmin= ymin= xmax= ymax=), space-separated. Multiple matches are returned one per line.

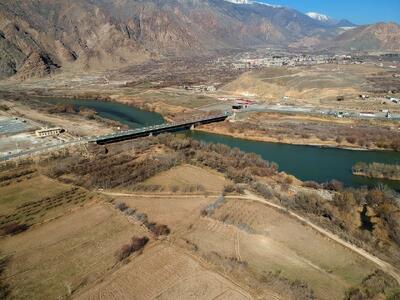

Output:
xmin=227 ymin=191 xmax=400 ymax=284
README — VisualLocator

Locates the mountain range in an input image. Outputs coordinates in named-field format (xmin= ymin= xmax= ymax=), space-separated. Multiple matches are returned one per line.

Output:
xmin=0 ymin=0 xmax=399 ymax=80
xmin=306 ymin=12 xmax=355 ymax=28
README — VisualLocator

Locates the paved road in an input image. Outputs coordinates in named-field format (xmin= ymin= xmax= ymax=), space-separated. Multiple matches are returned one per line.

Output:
xmin=200 ymin=101 xmax=400 ymax=121
xmin=242 ymin=104 xmax=400 ymax=121
xmin=0 ymin=139 xmax=87 ymax=162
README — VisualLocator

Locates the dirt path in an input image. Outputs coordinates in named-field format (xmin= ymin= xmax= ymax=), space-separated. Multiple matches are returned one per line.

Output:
xmin=102 ymin=190 xmax=400 ymax=284
xmin=102 ymin=191 xmax=220 ymax=198
xmin=234 ymin=191 xmax=400 ymax=284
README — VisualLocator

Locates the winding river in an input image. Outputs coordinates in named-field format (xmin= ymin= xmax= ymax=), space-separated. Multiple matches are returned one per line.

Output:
xmin=46 ymin=98 xmax=400 ymax=189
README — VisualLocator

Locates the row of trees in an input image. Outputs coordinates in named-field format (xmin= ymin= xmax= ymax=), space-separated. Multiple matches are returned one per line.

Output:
xmin=114 ymin=201 xmax=171 ymax=238
xmin=47 ymin=134 xmax=278 ymax=190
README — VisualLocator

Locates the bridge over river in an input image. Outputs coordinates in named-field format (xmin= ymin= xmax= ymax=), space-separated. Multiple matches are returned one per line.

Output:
xmin=91 ymin=113 xmax=232 ymax=145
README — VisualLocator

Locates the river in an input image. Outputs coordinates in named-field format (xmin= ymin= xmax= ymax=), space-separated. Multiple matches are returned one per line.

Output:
xmin=46 ymin=98 xmax=400 ymax=189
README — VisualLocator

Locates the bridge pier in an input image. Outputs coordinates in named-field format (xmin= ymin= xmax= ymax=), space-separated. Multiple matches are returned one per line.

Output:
xmin=228 ymin=112 xmax=237 ymax=122
xmin=94 ymin=113 xmax=231 ymax=145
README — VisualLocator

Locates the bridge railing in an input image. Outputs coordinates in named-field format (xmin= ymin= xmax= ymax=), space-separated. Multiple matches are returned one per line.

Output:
xmin=93 ymin=112 xmax=231 ymax=142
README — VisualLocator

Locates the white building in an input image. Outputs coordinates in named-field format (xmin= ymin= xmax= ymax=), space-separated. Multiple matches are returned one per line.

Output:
xmin=35 ymin=127 xmax=63 ymax=137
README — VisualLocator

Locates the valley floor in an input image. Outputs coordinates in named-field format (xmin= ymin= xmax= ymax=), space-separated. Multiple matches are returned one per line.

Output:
xmin=1 ymin=154 xmax=399 ymax=299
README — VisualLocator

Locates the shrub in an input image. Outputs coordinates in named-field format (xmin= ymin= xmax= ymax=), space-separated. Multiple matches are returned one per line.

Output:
xmin=224 ymin=184 xmax=244 ymax=194
xmin=124 ymin=208 xmax=136 ymax=216
xmin=293 ymin=192 xmax=327 ymax=215
xmin=115 ymin=236 xmax=149 ymax=261
xmin=114 ymin=202 xmax=128 ymax=211
xmin=344 ymin=270 xmax=399 ymax=300
xmin=115 ymin=244 xmax=134 ymax=261
xmin=1 ymin=223 xmax=29 ymax=236
xmin=281 ymin=183 xmax=290 ymax=192
xmin=147 ymin=224 xmax=170 ymax=237
xmin=346 ymin=136 xmax=357 ymax=144
xmin=202 ymin=195 xmax=225 ymax=216
xmin=319 ymin=135 xmax=328 ymax=141
xmin=252 ymin=182 xmax=273 ymax=199
xmin=323 ymin=180 xmax=343 ymax=191
xmin=0 ymin=104 xmax=9 ymax=111
xmin=134 ymin=212 xmax=148 ymax=223
xmin=302 ymin=181 xmax=321 ymax=189
xmin=284 ymin=176 xmax=294 ymax=184
xmin=223 ymin=184 xmax=235 ymax=194
xmin=131 ymin=236 xmax=149 ymax=252
xmin=171 ymin=185 xmax=179 ymax=193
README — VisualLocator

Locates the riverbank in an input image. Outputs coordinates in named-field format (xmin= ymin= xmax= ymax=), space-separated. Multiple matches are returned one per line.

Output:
xmin=3 ymin=95 xmax=400 ymax=188
xmin=353 ymin=172 xmax=400 ymax=181
xmin=195 ymin=124 xmax=375 ymax=152
xmin=352 ymin=162 xmax=400 ymax=181
xmin=194 ymin=110 xmax=400 ymax=152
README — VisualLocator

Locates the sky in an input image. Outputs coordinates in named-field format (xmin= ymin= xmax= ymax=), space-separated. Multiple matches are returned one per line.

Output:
xmin=258 ymin=0 xmax=400 ymax=25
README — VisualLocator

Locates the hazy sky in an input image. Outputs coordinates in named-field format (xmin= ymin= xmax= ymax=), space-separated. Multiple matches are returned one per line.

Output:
xmin=259 ymin=0 xmax=400 ymax=25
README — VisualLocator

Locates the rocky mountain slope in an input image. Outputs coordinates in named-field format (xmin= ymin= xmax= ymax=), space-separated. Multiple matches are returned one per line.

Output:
xmin=330 ymin=22 xmax=400 ymax=51
xmin=0 ymin=0 xmax=398 ymax=80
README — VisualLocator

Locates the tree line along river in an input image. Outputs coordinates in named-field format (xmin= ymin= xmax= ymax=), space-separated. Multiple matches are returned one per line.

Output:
xmin=46 ymin=98 xmax=400 ymax=190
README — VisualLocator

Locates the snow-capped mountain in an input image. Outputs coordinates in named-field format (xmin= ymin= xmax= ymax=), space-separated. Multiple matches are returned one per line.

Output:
xmin=306 ymin=12 xmax=356 ymax=27
xmin=224 ymin=0 xmax=282 ymax=7
xmin=306 ymin=12 xmax=330 ymax=22
xmin=225 ymin=0 xmax=252 ymax=4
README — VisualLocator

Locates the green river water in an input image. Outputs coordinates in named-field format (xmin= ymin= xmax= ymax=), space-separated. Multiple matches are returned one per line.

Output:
xmin=47 ymin=98 xmax=400 ymax=190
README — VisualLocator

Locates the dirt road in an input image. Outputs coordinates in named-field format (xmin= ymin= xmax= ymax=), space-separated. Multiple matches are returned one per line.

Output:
xmin=102 ymin=190 xmax=400 ymax=284
xmin=235 ymin=191 xmax=400 ymax=284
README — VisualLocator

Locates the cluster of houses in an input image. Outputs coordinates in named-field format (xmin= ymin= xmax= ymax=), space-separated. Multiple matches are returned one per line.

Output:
xmin=232 ymin=54 xmax=333 ymax=69
xmin=182 ymin=84 xmax=217 ymax=93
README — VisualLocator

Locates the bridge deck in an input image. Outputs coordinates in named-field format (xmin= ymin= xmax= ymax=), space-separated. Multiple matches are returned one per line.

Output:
xmin=92 ymin=113 xmax=231 ymax=145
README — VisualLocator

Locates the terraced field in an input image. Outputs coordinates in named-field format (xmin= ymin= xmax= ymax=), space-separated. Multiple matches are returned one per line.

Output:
xmin=76 ymin=244 xmax=252 ymax=300
xmin=0 ymin=203 xmax=148 ymax=300
xmin=182 ymin=198 xmax=377 ymax=299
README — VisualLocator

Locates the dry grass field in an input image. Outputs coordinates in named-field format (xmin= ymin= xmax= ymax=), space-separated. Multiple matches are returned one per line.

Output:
xmin=0 ymin=143 xmax=398 ymax=300
xmin=0 ymin=202 xmax=148 ymax=300
xmin=0 ymin=175 xmax=70 ymax=215
xmin=112 ymin=194 xmax=212 ymax=231
xmin=0 ymin=166 xmax=93 ymax=228
xmin=102 ymin=190 xmax=380 ymax=299
xmin=181 ymin=198 xmax=377 ymax=300
xmin=136 ymin=164 xmax=228 ymax=194
xmin=75 ymin=244 xmax=252 ymax=300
